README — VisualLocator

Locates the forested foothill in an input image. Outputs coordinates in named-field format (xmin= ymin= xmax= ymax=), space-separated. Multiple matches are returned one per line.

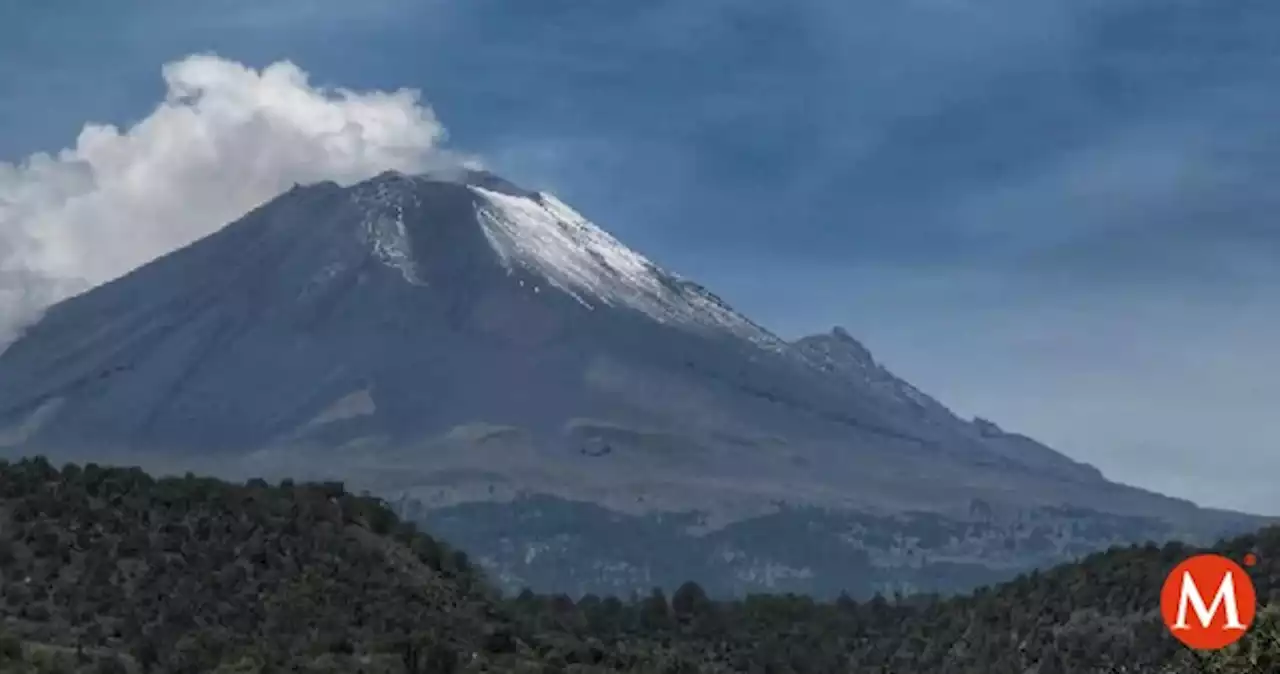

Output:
xmin=0 ymin=457 xmax=1272 ymax=673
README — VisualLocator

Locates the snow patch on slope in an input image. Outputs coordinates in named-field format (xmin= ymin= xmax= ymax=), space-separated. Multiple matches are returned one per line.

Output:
xmin=351 ymin=178 xmax=426 ymax=286
xmin=472 ymin=186 xmax=784 ymax=349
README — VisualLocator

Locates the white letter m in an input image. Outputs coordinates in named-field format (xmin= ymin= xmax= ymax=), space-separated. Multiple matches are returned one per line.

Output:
xmin=1173 ymin=570 xmax=1246 ymax=631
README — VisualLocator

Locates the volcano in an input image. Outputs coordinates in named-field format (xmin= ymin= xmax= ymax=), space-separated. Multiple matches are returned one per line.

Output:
xmin=0 ymin=170 xmax=1261 ymax=597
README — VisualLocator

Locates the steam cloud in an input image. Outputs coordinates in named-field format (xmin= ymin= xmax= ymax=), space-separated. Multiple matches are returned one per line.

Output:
xmin=0 ymin=54 xmax=467 ymax=348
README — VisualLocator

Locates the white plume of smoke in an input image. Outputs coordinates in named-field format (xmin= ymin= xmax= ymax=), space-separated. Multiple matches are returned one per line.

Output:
xmin=0 ymin=53 xmax=470 ymax=349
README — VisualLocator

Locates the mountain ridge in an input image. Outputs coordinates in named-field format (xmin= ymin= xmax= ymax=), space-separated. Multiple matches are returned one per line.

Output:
xmin=0 ymin=170 xmax=1264 ymax=597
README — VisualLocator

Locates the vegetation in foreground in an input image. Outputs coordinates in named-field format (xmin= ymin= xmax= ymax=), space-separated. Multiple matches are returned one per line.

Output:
xmin=0 ymin=457 xmax=1273 ymax=673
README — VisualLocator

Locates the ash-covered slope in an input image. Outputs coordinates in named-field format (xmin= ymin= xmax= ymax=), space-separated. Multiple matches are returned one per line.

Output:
xmin=0 ymin=170 xmax=1261 ymax=597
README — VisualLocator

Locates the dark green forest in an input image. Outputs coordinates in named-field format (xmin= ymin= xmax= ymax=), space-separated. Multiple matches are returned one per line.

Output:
xmin=0 ymin=457 xmax=1273 ymax=673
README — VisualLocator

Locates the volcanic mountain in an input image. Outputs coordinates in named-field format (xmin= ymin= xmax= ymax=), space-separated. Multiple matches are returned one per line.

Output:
xmin=0 ymin=170 xmax=1261 ymax=597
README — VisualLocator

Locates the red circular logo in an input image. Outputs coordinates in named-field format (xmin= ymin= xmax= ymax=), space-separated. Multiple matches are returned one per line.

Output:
xmin=1160 ymin=554 xmax=1256 ymax=650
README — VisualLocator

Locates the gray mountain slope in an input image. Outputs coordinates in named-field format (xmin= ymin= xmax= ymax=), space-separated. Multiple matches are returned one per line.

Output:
xmin=0 ymin=170 xmax=1263 ymax=596
xmin=791 ymin=327 xmax=1108 ymax=485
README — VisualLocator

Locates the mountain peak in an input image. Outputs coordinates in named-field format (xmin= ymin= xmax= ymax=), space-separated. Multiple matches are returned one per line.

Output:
xmin=0 ymin=172 xmax=1218 ymax=548
xmin=0 ymin=170 xmax=789 ymax=453
xmin=796 ymin=326 xmax=878 ymax=369
xmin=324 ymin=171 xmax=784 ymax=348
xmin=828 ymin=326 xmax=873 ymax=359
xmin=360 ymin=167 xmax=536 ymax=199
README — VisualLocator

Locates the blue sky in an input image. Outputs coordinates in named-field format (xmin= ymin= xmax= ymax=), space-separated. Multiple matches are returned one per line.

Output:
xmin=1 ymin=0 xmax=1277 ymax=513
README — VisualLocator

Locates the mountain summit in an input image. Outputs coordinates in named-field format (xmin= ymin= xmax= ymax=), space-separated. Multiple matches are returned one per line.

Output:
xmin=0 ymin=171 xmax=1261 ymax=597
